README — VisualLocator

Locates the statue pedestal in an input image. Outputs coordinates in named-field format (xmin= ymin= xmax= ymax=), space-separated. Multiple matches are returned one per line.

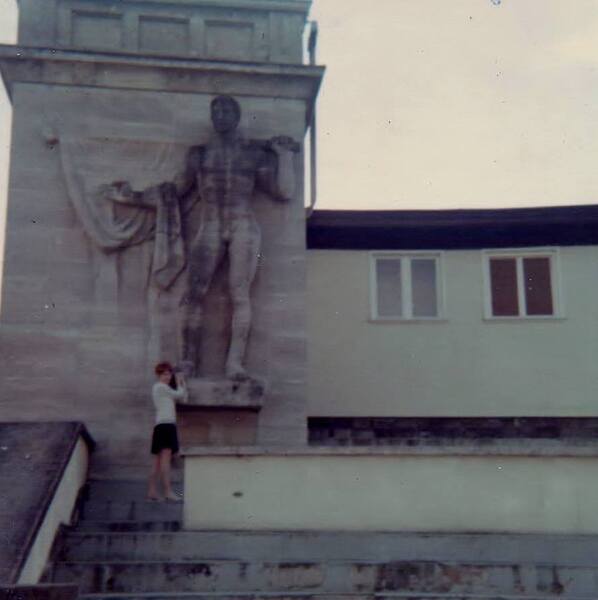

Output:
xmin=185 ymin=377 xmax=266 ymax=410
xmin=177 ymin=377 xmax=265 ymax=447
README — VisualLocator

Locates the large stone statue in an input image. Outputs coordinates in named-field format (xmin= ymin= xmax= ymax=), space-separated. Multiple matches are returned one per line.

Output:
xmin=100 ymin=95 xmax=298 ymax=380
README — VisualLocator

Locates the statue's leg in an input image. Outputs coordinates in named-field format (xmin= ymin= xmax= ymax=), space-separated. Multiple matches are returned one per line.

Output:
xmin=226 ymin=221 xmax=261 ymax=380
xmin=181 ymin=229 xmax=225 ymax=377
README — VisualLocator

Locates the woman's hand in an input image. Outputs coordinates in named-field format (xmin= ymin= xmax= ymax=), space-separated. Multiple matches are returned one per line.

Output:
xmin=175 ymin=372 xmax=186 ymax=387
xmin=174 ymin=371 xmax=189 ymax=403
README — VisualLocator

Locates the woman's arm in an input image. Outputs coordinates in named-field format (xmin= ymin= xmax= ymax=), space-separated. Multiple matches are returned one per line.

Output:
xmin=172 ymin=372 xmax=189 ymax=403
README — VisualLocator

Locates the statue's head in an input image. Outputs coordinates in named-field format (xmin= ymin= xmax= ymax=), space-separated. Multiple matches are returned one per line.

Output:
xmin=211 ymin=95 xmax=241 ymax=133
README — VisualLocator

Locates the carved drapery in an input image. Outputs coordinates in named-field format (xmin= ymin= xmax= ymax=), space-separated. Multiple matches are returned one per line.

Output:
xmin=59 ymin=137 xmax=188 ymax=291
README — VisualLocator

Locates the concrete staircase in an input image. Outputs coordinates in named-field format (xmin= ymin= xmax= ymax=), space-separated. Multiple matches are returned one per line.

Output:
xmin=44 ymin=480 xmax=598 ymax=599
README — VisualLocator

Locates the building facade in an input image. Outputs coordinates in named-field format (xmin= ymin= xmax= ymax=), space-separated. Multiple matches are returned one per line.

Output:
xmin=306 ymin=206 xmax=598 ymax=436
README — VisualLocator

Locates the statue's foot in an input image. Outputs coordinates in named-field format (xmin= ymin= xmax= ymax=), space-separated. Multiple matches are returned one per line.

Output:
xmin=225 ymin=362 xmax=248 ymax=382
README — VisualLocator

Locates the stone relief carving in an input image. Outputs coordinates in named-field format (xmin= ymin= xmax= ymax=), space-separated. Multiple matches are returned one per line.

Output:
xmin=59 ymin=95 xmax=298 ymax=384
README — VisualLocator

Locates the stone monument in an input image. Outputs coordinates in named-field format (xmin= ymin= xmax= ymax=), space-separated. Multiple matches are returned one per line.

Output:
xmin=93 ymin=94 xmax=298 ymax=392
xmin=0 ymin=0 xmax=324 ymax=475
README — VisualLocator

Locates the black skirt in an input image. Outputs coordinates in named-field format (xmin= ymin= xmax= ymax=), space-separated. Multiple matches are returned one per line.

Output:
xmin=151 ymin=423 xmax=180 ymax=455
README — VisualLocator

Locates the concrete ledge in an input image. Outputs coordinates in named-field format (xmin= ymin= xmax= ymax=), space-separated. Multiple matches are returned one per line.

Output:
xmin=183 ymin=439 xmax=598 ymax=457
xmin=183 ymin=444 xmax=598 ymax=533
xmin=0 ymin=45 xmax=324 ymax=104
xmin=0 ymin=422 xmax=94 ymax=584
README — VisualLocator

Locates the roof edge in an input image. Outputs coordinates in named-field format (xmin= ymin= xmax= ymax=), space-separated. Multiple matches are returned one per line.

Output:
xmin=307 ymin=204 xmax=598 ymax=250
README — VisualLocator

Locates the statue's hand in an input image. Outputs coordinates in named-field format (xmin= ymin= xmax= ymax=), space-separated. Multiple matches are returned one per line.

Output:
xmin=269 ymin=135 xmax=300 ymax=154
xmin=104 ymin=180 xmax=134 ymax=202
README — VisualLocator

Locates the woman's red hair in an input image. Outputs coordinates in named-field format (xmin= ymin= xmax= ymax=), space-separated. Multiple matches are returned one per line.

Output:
xmin=154 ymin=361 xmax=174 ymax=376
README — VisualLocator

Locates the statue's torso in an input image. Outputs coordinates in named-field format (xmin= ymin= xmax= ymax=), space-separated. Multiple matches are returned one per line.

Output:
xmin=197 ymin=139 xmax=265 ymax=232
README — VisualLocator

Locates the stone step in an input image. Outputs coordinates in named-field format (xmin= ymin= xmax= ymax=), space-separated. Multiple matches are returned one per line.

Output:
xmin=0 ymin=584 xmax=79 ymax=600
xmin=83 ymin=480 xmax=182 ymax=503
xmin=56 ymin=530 xmax=598 ymax=566
xmin=49 ymin=559 xmax=596 ymax=596
xmin=79 ymin=500 xmax=183 ymax=522
xmin=77 ymin=593 xmax=593 ymax=600
xmin=75 ymin=520 xmax=183 ymax=533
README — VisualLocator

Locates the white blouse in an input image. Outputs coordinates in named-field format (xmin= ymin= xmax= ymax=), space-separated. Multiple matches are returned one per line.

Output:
xmin=152 ymin=382 xmax=187 ymax=424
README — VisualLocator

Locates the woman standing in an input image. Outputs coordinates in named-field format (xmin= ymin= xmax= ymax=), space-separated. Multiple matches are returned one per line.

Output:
xmin=148 ymin=361 xmax=188 ymax=501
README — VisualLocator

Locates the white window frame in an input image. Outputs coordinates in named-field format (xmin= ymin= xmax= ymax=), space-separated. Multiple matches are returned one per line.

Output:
xmin=481 ymin=247 xmax=563 ymax=320
xmin=369 ymin=251 xmax=445 ymax=321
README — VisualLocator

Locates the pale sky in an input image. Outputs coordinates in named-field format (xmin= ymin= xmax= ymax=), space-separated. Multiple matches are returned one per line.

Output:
xmin=1 ymin=0 xmax=598 ymax=211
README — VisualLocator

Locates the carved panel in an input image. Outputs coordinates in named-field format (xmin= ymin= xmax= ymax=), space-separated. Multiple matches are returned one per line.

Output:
xmin=71 ymin=11 xmax=124 ymax=50
xmin=25 ymin=0 xmax=306 ymax=64
xmin=205 ymin=20 xmax=255 ymax=61
xmin=139 ymin=16 xmax=190 ymax=56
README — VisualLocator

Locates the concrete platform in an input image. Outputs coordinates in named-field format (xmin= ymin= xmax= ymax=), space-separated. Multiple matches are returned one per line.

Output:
xmin=182 ymin=443 xmax=598 ymax=533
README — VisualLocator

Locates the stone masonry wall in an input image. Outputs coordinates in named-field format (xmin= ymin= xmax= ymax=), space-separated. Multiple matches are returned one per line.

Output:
xmin=308 ymin=417 xmax=598 ymax=446
xmin=0 ymin=83 xmax=308 ymax=475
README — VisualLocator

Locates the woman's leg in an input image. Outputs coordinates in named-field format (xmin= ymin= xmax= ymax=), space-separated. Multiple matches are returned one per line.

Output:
xmin=148 ymin=454 xmax=161 ymax=500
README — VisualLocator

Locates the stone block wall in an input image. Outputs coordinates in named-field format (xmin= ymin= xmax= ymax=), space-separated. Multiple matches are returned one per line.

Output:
xmin=0 ymin=81 xmax=310 ymax=474
xmin=308 ymin=417 xmax=598 ymax=446
xmin=0 ymin=0 xmax=322 ymax=476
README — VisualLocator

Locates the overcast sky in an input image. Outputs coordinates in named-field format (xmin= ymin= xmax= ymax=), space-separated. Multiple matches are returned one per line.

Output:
xmin=1 ymin=0 xmax=598 ymax=211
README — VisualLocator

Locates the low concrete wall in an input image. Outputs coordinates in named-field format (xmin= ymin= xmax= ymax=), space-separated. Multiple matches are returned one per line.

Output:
xmin=18 ymin=437 xmax=89 ymax=584
xmin=0 ymin=422 xmax=92 ymax=584
xmin=184 ymin=444 xmax=598 ymax=534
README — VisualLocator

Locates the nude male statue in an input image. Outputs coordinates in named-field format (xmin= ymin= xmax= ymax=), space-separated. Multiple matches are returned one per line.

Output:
xmin=108 ymin=95 xmax=298 ymax=380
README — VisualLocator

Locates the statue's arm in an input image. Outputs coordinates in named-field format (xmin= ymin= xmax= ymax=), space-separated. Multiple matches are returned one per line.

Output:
xmin=103 ymin=146 xmax=203 ymax=208
xmin=256 ymin=137 xmax=299 ymax=201
xmin=174 ymin=145 xmax=203 ymax=197
xmin=102 ymin=181 xmax=157 ymax=209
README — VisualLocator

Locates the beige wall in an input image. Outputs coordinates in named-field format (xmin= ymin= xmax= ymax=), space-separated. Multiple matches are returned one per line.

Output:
xmin=307 ymin=246 xmax=598 ymax=417
xmin=184 ymin=449 xmax=598 ymax=533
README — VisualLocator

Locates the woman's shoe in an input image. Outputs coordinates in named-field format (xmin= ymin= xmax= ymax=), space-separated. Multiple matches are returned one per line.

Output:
xmin=165 ymin=491 xmax=183 ymax=502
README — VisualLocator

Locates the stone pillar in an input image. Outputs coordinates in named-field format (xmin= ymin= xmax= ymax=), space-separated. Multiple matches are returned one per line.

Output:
xmin=0 ymin=0 xmax=323 ymax=475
